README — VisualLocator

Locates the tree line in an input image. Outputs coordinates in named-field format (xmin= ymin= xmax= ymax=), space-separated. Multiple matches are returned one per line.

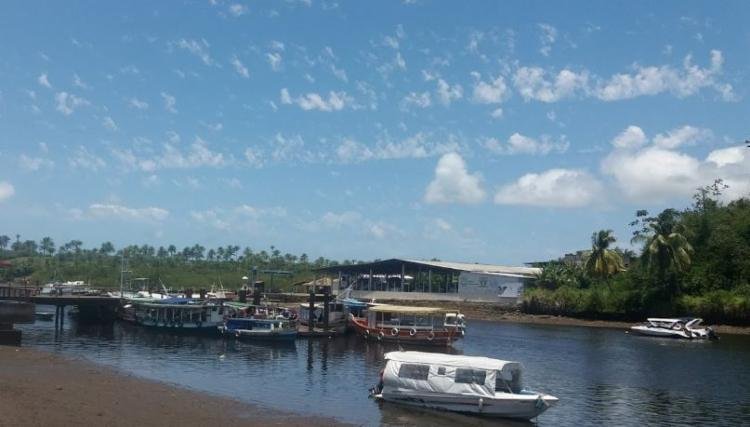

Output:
xmin=524 ymin=180 xmax=750 ymax=325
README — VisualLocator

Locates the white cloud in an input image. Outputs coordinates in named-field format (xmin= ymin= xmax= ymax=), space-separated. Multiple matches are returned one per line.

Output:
xmin=495 ymin=168 xmax=603 ymax=207
xmin=483 ymin=133 xmax=569 ymax=155
xmin=490 ymin=108 xmax=503 ymax=119
xmin=595 ymin=50 xmax=734 ymax=101
xmin=55 ymin=92 xmax=89 ymax=115
xmin=321 ymin=210 xmax=362 ymax=228
xmin=113 ymin=137 xmax=226 ymax=171
xmin=538 ymin=23 xmax=558 ymax=57
xmin=514 ymin=67 xmax=589 ymax=102
xmin=102 ymin=116 xmax=118 ymax=131
xmin=244 ymin=147 xmax=264 ymax=167
xmin=401 ymin=91 xmax=431 ymax=110
xmin=611 ymin=125 xmax=647 ymax=149
xmin=129 ymin=98 xmax=149 ymax=109
xmin=266 ymin=52 xmax=282 ymax=71
xmin=19 ymin=154 xmax=54 ymax=171
xmin=0 ymin=181 xmax=14 ymax=202
xmin=68 ymin=146 xmax=106 ymax=171
xmin=279 ymin=88 xmax=352 ymax=112
xmin=88 ymin=203 xmax=169 ymax=221
xmin=472 ymin=75 xmax=508 ymax=104
xmin=424 ymin=152 xmax=485 ymax=204
xmin=435 ymin=79 xmax=463 ymax=106
xmin=161 ymin=92 xmax=177 ymax=113
xmin=336 ymin=133 xmax=459 ymax=163
xmin=230 ymin=56 xmax=250 ymax=78
xmin=175 ymin=38 xmax=215 ymax=66
xmin=652 ymin=125 xmax=712 ymax=149
xmin=38 ymin=73 xmax=51 ymax=88
xmin=228 ymin=3 xmax=248 ymax=16
xmin=706 ymin=146 xmax=744 ymax=167
xmin=72 ymin=73 xmax=89 ymax=89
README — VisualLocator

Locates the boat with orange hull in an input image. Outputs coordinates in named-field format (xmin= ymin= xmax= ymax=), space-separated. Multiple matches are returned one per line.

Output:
xmin=349 ymin=304 xmax=465 ymax=346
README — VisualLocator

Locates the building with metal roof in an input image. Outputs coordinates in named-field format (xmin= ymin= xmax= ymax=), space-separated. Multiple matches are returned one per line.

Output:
xmin=316 ymin=258 xmax=540 ymax=304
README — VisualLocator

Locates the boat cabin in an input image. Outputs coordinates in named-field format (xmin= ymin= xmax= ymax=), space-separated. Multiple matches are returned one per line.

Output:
xmin=365 ymin=304 xmax=461 ymax=331
xmin=382 ymin=351 xmax=523 ymax=397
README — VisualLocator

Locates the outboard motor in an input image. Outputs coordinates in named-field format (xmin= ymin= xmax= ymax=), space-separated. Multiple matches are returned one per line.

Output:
xmin=707 ymin=327 xmax=719 ymax=340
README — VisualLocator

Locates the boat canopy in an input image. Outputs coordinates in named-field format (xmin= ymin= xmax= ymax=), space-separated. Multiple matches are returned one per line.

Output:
xmin=383 ymin=351 xmax=523 ymax=397
xmin=368 ymin=304 xmax=449 ymax=314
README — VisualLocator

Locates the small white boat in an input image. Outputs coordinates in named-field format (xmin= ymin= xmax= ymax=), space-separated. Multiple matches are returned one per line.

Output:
xmin=371 ymin=351 xmax=558 ymax=420
xmin=630 ymin=317 xmax=718 ymax=340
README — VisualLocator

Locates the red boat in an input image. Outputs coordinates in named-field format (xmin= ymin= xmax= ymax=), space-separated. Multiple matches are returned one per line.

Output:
xmin=349 ymin=304 xmax=465 ymax=346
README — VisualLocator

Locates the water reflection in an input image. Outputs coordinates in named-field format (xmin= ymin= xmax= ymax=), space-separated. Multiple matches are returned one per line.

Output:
xmin=17 ymin=317 xmax=750 ymax=426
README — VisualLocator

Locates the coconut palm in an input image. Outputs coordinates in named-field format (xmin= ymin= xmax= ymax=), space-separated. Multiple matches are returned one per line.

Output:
xmin=633 ymin=209 xmax=694 ymax=284
xmin=584 ymin=229 xmax=625 ymax=279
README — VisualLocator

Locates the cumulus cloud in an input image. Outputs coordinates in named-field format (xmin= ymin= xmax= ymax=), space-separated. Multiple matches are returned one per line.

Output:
xmin=495 ymin=169 xmax=603 ymax=207
xmin=129 ymin=98 xmax=149 ymax=110
xmin=55 ymin=92 xmax=89 ymax=115
xmin=279 ymin=88 xmax=352 ymax=112
xmin=483 ymin=133 xmax=569 ymax=156
xmin=19 ymin=154 xmax=54 ymax=171
xmin=102 ymin=116 xmax=118 ymax=131
xmin=472 ymin=75 xmax=508 ymax=104
xmin=401 ymin=92 xmax=432 ymax=110
xmin=230 ymin=55 xmax=249 ymax=78
xmin=0 ymin=181 xmax=15 ymax=202
xmin=112 ymin=137 xmax=226 ymax=171
xmin=161 ymin=92 xmax=177 ymax=113
xmin=266 ymin=52 xmax=282 ymax=71
xmin=88 ymin=203 xmax=169 ymax=221
xmin=174 ymin=38 xmax=215 ymax=66
xmin=424 ymin=153 xmax=485 ymax=204
xmin=228 ymin=3 xmax=247 ymax=16
xmin=38 ymin=73 xmax=52 ymax=88
xmin=513 ymin=67 xmax=589 ymax=103
xmin=538 ymin=23 xmax=558 ymax=57
xmin=336 ymin=133 xmax=459 ymax=163
xmin=602 ymin=124 xmax=736 ymax=202
xmin=68 ymin=146 xmax=106 ymax=171
xmin=435 ymin=79 xmax=463 ymax=106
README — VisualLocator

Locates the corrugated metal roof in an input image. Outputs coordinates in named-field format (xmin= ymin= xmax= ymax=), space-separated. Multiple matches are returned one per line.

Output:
xmin=403 ymin=259 xmax=541 ymax=277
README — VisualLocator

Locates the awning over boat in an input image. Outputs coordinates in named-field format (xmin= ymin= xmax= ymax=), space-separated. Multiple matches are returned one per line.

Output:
xmin=367 ymin=304 xmax=449 ymax=314
xmin=385 ymin=351 xmax=520 ymax=373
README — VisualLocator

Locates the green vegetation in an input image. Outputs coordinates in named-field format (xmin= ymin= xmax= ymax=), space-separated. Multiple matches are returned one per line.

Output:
xmin=523 ymin=180 xmax=750 ymax=325
xmin=0 ymin=238 xmax=357 ymax=292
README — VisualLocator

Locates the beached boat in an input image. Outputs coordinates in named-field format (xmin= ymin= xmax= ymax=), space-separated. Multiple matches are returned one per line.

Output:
xmin=129 ymin=298 xmax=231 ymax=331
xmin=630 ymin=317 xmax=718 ymax=340
xmin=298 ymin=301 xmax=347 ymax=332
xmin=371 ymin=351 xmax=558 ymax=420
xmin=41 ymin=280 xmax=92 ymax=295
xmin=350 ymin=304 xmax=465 ymax=346
xmin=218 ymin=317 xmax=297 ymax=341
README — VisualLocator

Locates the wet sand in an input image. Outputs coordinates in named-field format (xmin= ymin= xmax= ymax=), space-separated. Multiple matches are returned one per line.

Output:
xmin=0 ymin=346 xmax=346 ymax=427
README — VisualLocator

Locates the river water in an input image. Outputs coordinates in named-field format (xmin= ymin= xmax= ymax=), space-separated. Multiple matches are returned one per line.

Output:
xmin=18 ymin=308 xmax=750 ymax=426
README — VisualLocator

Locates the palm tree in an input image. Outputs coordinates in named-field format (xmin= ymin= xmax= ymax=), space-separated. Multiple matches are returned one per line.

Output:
xmin=584 ymin=230 xmax=625 ymax=280
xmin=40 ymin=237 xmax=55 ymax=256
xmin=633 ymin=209 xmax=694 ymax=287
xmin=0 ymin=235 xmax=9 ymax=250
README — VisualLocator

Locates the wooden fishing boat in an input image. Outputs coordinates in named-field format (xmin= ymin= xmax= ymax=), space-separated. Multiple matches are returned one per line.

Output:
xmin=218 ymin=317 xmax=297 ymax=341
xmin=349 ymin=304 xmax=465 ymax=346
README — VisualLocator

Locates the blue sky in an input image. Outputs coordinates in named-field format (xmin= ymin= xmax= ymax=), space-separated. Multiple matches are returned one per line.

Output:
xmin=1 ymin=1 xmax=749 ymax=264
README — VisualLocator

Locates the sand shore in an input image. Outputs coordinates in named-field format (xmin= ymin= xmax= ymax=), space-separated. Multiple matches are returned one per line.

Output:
xmin=0 ymin=346 xmax=345 ymax=427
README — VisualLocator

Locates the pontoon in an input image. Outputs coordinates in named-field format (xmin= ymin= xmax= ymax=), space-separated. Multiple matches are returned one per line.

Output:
xmin=371 ymin=351 xmax=558 ymax=420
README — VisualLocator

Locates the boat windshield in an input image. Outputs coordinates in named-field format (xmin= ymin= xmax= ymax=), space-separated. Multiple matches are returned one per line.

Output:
xmin=495 ymin=367 xmax=522 ymax=394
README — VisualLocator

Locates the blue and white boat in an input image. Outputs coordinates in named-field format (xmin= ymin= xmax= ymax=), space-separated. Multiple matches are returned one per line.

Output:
xmin=219 ymin=317 xmax=297 ymax=341
xmin=130 ymin=297 xmax=230 ymax=331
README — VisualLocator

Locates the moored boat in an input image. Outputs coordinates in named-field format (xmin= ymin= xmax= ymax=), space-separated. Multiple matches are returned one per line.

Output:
xmin=371 ymin=351 xmax=558 ymax=420
xmin=629 ymin=317 xmax=718 ymax=340
xmin=218 ymin=317 xmax=297 ymax=341
xmin=298 ymin=301 xmax=347 ymax=333
xmin=350 ymin=304 xmax=465 ymax=346
xmin=129 ymin=297 xmax=231 ymax=331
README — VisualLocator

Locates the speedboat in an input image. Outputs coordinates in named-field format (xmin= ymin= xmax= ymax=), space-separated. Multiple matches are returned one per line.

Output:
xmin=371 ymin=351 xmax=558 ymax=420
xmin=630 ymin=317 xmax=718 ymax=340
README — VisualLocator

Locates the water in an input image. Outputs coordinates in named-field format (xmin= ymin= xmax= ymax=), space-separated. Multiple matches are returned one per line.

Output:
xmin=18 ymin=307 xmax=750 ymax=426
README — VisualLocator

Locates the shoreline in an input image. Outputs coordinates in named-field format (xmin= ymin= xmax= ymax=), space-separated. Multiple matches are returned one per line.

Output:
xmin=0 ymin=345 xmax=346 ymax=427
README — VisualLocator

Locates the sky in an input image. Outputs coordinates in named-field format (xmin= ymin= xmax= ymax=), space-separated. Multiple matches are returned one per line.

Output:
xmin=1 ymin=1 xmax=749 ymax=265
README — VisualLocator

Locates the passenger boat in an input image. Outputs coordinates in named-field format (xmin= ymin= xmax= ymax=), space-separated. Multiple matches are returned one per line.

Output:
xmin=41 ymin=280 xmax=92 ymax=295
xmin=371 ymin=351 xmax=558 ymax=420
xmin=129 ymin=297 xmax=231 ymax=331
xmin=630 ymin=317 xmax=718 ymax=340
xmin=218 ymin=317 xmax=297 ymax=341
xmin=349 ymin=304 xmax=465 ymax=346
xmin=298 ymin=301 xmax=347 ymax=332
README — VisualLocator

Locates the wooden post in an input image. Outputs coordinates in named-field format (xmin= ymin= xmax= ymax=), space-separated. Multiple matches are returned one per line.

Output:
xmin=323 ymin=286 xmax=330 ymax=330
xmin=401 ymin=263 xmax=405 ymax=293
xmin=368 ymin=268 xmax=373 ymax=291
xmin=428 ymin=269 xmax=432 ymax=293
xmin=309 ymin=276 xmax=316 ymax=331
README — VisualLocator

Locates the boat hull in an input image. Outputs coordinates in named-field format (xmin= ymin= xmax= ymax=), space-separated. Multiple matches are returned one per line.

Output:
xmin=350 ymin=316 xmax=461 ymax=346
xmin=219 ymin=327 xmax=297 ymax=341
xmin=376 ymin=391 xmax=557 ymax=420
xmin=629 ymin=325 xmax=715 ymax=339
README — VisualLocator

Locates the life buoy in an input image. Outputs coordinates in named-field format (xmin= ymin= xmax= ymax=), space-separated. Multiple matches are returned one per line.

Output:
xmin=427 ymin=331 xmax=435 ymax=341
xmin=409 ymin=328 xmax=417 ymax=336
xmin=391 ymin=328 xmax=399 ymax=337
xmin=672 ymin=324 xmax=684 ymax=331
xmin=378 ymin=331 xmax=385 ymax=341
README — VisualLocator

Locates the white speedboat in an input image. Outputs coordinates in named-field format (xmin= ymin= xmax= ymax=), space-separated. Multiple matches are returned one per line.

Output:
xmin=371 ymin=351 xmax=558 ymax=420
xmin=630 ymin=318 xmax=718 ymax=340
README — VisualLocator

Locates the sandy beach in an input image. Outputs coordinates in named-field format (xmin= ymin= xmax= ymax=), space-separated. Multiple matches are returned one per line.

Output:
xmin=0 ymin=346 xmax=346 ymax=427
